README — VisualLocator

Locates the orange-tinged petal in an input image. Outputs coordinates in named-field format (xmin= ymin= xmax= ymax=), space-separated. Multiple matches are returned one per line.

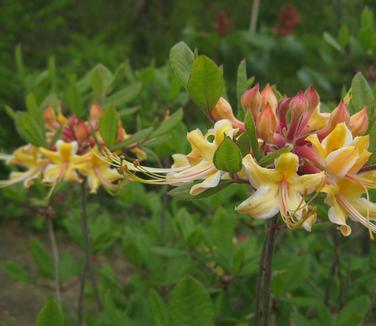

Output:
xmin=321 ymin=123 xmax=352 ymax=153
xmin=325 ymin=146 xmax=358 ymax=177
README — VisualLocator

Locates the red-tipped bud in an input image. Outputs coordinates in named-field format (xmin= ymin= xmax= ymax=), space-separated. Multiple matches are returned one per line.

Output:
xmin=260 ymin=84 xmax=278 ymax=112
xmin=304 ymin=86 xmax=320 ymax=111
xmin=349 ymin=107 xmax=368 ymax=136
xmin=329 ymin=101 xmax=350 ymax=127
xmin=90 ymin=103 xmax=103 ymax=129
xmin=290 ymin=91 xmax=307 ymax=117
xmin=74 ymin=121 xmax=90 ymax=143
xmin=43 ymin=106 xmax=59 ymax=130
xmin=67 ymin=115 xmax=78 ymax=128
xmin=117 ymin=125 xmax=127 ymax=143
xmin=256 ymin=104 xmax=279 ymax=142
xmin=241 ymin=84 xmax=261 ymax=120
xmin=211 ymin=97 xmax=244 ymax=130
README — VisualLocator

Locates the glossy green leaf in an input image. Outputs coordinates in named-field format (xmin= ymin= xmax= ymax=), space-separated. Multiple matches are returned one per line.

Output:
xmin=169 ymin=41 xmax=194 ymax=88
xmin=99 ymin=107 xmax=119 ymax=148
xmin=91 ymin=64 xmax=114 ymax=98
xmin=244 ymin=113 xmax=260 ymax=160
xmin=187 ymin=55 xmax=224 ymax=113
xmin=148 ymin=289 xmax=170 ymax=326
xmin=170 ymin=277 xmax=214 ymax=326
xmin=64 ymin=76 xmax=83 ymax=117
xmin=2 ymin=260 xmax=30 ymax=283
xmin=15 ymin=112 xmax=47 ymax=147
xmin=35 ymin=298 xmax=64 ymax=326
xmin=236 ymin=59 xmax=248 ymax=109
xmin=103 ymin=83 xmax=142 ymax=108
xmin=213 ymin=136 xmax=242 ymax=173
xmin=151 ymin=108 xmax=183 ymax=137
xmin=351 ymin=72 xmax=375 ymax=116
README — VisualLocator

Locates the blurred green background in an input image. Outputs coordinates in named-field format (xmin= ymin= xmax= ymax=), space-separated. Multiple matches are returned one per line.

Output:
xmin=1 ymin=1 xmax=376 ymax=325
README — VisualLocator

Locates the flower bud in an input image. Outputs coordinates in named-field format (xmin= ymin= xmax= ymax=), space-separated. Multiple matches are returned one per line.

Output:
xmin=241 ymin=84 xmax=261 ymax=120
xmin=43 ymin=106 xmax=59 ymax=130
xmin=90 ymin=103 xmax=103 ymax=129
xmin=329 ymin=101 xmax=350 ymax=127
xmin=211 ymin=97 xmax=244 ymax=130
xmin=290 ymin=91 xmax=306 ymax=117
xmin=256 ymin=104 xmax=279 ymax=142
xmin=349 ymin=107 xmax=368 ymax=136
xmin=74 ymin=120 xmax=90 ymax=143
xmin=304 ymin=86 xmax=320 ymax=112
xmin=260 ymin=83 xmax=278 ymax=112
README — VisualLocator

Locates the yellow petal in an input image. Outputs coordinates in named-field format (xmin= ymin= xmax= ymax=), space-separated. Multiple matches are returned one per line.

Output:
xmin=172 ymin=154 xmax=190 ymax=168
xmin=275 ymin=153 xmax=299 ymax=179
xmin=307 ymin=106 xmax=329 ymax=131
xmin=325 ymin=146 xmax=358 ymax=177
xmin=305 ymin=134 xmax=326 ymax=164
xmin=235 ymin=185 xmax=279 ymax=219
xmin=242 ymin=154 xmax=279 ymax=187
xmin=190 ymin=170 xmax=223 ymax=196
xmin=187 ymin=129 xmax=216 ymax=161
xmin=321 ymin=123 xmax=353 ymax=153
xmin=291 ymin=172 xmax=325 ymax=194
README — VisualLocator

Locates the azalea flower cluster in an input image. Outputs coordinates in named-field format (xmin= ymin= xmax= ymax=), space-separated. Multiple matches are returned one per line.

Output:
xmin=106 ymin=84 xmax=376 ymax=237
xmin=0 ymin=104 xmax=145 ymax=194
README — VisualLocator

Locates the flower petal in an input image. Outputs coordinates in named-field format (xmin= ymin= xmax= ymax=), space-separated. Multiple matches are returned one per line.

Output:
xmin=242 ymin=154 xmax=279 ymax=188
xmin=235 ymin=185 xmax=279 ymax=219
xmin=190 ymin=170 xmax=223 ymax=196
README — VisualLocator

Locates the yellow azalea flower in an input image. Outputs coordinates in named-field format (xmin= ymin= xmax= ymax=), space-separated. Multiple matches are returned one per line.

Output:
xmin=0 ymin=145 xmax=46 ymax=188
xmin=103 ymin=119 xmax=238 ymax=196
xmin=322 ymin=172 xmax=376 ymax=236
xmin=166 ymin=119 xmax=238 ymax=195
xmin=39 ymin=140 xmax=83 ymax=183
xmin=306 ymin=123 xmax=371 ymax=178
xmin=74 ymin=148 xmax=122 ymax=193
xmin=235 ymin=153 xmax=325 ymax=231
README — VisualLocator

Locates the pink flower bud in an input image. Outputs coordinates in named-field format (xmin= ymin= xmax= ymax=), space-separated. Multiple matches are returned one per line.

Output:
xmin=43 ymin=106 xmax=59 ymax=130
xmin=241 ymin=83 xmax=261 ymax=120
xmin=349 ymin=107 xmax=368 ymax=136
xmin=90 ymin=103 xmax=103 ymax=129
xmin=260 ymin=83 xmax=278 ymax=112
xmin=304 ymin=86 xmax=320 ymax=112
xmin=74 ymin=120 xmax=90 ymax=143
xmin=329 ymin=101 xmax=350 ymax=127
xmin=256 ymin=104 xmax=279 ymax=142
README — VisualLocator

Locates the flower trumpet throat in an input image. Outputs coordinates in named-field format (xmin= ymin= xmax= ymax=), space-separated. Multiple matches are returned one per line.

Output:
xmin=235 ymin=153 xmax=325 ymax=231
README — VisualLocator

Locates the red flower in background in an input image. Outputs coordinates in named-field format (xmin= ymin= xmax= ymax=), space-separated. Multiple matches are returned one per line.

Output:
xmin=275 ymin=5 xmax=300 ymax=36
xmin=215 ymin=11 xmax=233 ymax=37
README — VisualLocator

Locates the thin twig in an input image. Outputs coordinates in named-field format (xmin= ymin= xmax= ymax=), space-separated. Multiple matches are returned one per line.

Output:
xmin=79 ymin=180 xmax=102 ymax=319
xmin=249 ymin=0 xmax=261 ymax=33
xmin=254 ymin=223 xmax=269 ymax=326
xmin=262 ymin=216 xmax=278 ymax=326
xmin=77 ymin=258 xmax=88 ymax=326
xmin=47 ymin=218 xmax=62 ymax=307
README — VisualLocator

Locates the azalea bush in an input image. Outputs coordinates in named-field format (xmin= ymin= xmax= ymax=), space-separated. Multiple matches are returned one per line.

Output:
xmin=1 ymin=38 xmax=376 ymax=326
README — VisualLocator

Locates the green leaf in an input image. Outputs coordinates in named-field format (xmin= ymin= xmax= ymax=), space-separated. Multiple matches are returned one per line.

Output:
xmin=103 ymin=83 xmax=142 ymax=108
xmin=148 ymin=290 xmax=170 ymax=326
xmin=2 ymin=260 xmax=30 ymax=283
xmin=212 ymin=208 xmax=234 ymax=259
xmin=187 ymin=55 xmax=224 ymax=113
xmin=64 ymin=76 xmax=83 ymax=117
xmin=112 ymin=127 xmax=153 ymax=150
xmin=170 ymin=277 xmax=214 ymax=326
xmin=168 ymin=180 xmax=232 ymax=200
xmin=90 ymin=64 xmax=114 ymax=98
xmin=4 ymin=105 xmax=16 ymax=120
xmin=169 ymin=42 xmax=195 ymax=88
xmin=35 ymin=298 xmax=64 ymax=326
xmin=244 ymin=113 xmax=260 ymax=160
xmin=213 ymin=136 xmax=242 ymax=173
xmin=323 ymin=32 xmax=343 ymax=53
xmin=336 ymin=295 xmax=370 ymax=326
xmin=258 ymin=145 xmax=291 ymax=167
xmin=15 ymin=44 xmax=25 ymax=82
xmin=351 ymin=72 xmax=375 ymax=116
xmin=236 ymin=59 xmax=248 ymax=109
xmin=15 ymin=112 xmax=47 ymax=147
xmin=369 ymin=123 xmax=376 ymax=163
xmin=151 ymin=109 xmax=183 ymax=138
xmin=99 ymin=107 xmax=120 ymax=148
xmin=29 ymin=238 xmax=53 ymax=278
